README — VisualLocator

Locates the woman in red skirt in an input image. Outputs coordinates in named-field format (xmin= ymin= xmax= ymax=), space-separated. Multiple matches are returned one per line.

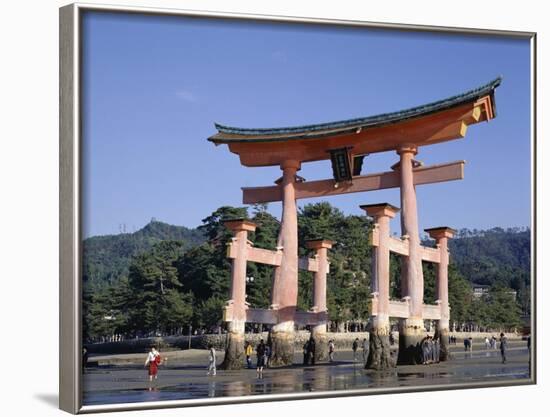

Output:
xmin=145 ymin=346 xmax=161 ymax=382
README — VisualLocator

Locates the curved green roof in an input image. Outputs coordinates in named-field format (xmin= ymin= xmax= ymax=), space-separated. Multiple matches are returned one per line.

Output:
xmin=209 ymin=77 xmax=501 ymax=143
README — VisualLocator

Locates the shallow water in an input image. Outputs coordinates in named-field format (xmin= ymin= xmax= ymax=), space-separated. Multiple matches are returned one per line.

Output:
xmin=83 ymin=348 xmax=530 ymax=406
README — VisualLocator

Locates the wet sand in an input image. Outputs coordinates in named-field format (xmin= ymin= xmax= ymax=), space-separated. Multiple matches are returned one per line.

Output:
xmin=83 ymin=341 xmax=531 ymax=406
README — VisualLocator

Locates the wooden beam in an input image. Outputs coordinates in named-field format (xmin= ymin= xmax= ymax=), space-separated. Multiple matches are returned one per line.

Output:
xmin=243 ymin=160 xmax=465 ymax=204
xmin=421 ymin=246 xmax=441 ymax=264
xmin=229 ymin=241 xmax=323 ymax=270
xmin=245 ymin=308 xmax=278 ymax=324
xmin=294 ymin=310 xmax=328 ymax=326
xmin=371 ymin=233 xmax=441 ymax=264
xmin=226 ymin=307 xmax=328 ymax=326
xmin=372 ymin=300 xmax=442 ymax=320
xmin=386 ymin=300 xmax=411 ymax=319
xmin=298 ymin=256 xmax=320 ymax=272
xmin=246 ymin=246 xmax=282 ymax=266
xmin=422 ymin=304 xmax=442 ymax=320
xmin=388 ymin=236 xmax=409 ymax=257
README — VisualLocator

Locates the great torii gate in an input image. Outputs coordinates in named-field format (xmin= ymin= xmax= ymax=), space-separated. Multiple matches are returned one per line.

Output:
xmin=208 ymin=77 xmax=500 ymax=369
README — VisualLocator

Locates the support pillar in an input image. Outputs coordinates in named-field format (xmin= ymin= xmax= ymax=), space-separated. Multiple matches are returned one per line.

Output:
xmin=269 ymin=160 xmax=301 ymax=366
xmin=361 ymin=203 xmax=399 ymax=370
xmin=306 ymin=238 xmax=333 ymax=363
xmin=221 ymin=219 xmax=256 ymax=370
xmin=396 ymin=145 xmax=425 ymax=365
xmin=425 ymin=227 xmax=456 ymax=362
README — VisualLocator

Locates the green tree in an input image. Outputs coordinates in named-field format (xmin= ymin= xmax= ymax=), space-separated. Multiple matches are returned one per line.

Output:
xmin=178 ymin=244 xmax=230 ymax=301
xmin=83 ymin=277 xmax=134 ymax=342
xmin=483 ymin=285 xmax=522 ymax=330
xmin=194 ymin=296 xmax=226 ymax=330
xmin=422 ymin=262 xmax=436 ymax=304
xmin=198 ymin=206 xmax=249 ymax=241
xmin=177 ymin=206 xmax=253 ymax=329
xmin=83 ymin=286 xmax=115 ymax=342
xmin=246 ymin=206 xmax=280 ymax=308
xmin=447 ymin=265 xmax=473 ymax=326
xmin=298 ymin=203 xmax=372 ymax=325
xmin=127 ymin=241 xmax=193 ymax=335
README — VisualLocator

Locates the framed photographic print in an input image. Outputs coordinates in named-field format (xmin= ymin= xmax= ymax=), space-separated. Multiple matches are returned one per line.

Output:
xmin=59 ymin=2 xmax=536 ymax=413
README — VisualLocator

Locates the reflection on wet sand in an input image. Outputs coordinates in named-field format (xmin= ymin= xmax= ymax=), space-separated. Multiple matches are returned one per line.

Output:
xmin=83 ymin=348 xmax=530 ymax=406
xmin=223 ymin=380 xmax=251 ymax=397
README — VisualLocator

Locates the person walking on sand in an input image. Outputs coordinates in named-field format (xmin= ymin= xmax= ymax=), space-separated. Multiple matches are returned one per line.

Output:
xmin=245 ymin=341 xmax=253 ymax=369
xmin=308 ymin=336 xmax=316 ymax=365
xmin=145 ymin=346 xmax=162 ymax=382
xmin=328 ymin=340 xmax=335 ymax=362
xmin=266 ymin=341 xmax=272 ymax=368
xmin=362 ymin=338 xmax=369 ymax=364
xmin=427 ymin=336 xmax=434 ymax=364
xmin=499 ymin=333 xmax=508 ymax=364
xmin=256 ymin=339 xmax=266 ymax=377
xmin=82 ymin=347 xmax=88 ymax=374
xmin=303 ymin=340 xmax=310 ymax=365
xmin=352 ymin=338 xmax=359 ymax=361
xmin=206 ymin=344 xmax=216 ymax=376
xmin=434 ymin=337 xmax=440 ymax=363
xmin=422 ymin=336 xmax=429 ymax=364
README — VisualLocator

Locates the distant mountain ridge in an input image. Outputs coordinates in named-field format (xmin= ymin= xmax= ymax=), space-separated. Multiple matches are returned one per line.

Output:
xmin=84 ymin=220 xmax=531 ymax=292
xmin=83 ymin=220 xmax=205 ymax=288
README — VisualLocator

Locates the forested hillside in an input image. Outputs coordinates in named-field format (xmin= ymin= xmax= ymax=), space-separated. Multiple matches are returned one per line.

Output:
xmin=444 ymin=227 xmax=531 ymax=315
xmin=83 ymin=220 xmax=205 ymax=288
xmin=449 ymin=227 xmax=530 ymax=288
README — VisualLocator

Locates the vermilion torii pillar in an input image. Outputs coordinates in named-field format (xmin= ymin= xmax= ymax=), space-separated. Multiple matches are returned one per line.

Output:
xmin=221 ymin=219 xmax=256 ymax=370
xmin=397 ymin=145 xmax=425 ymax=365
xmin=361 ymin=203 xmax=399 ymax=370
xmin=269 ymin=160 xmax=301 ymax=367
xmin=425 ymin=227 xmax=456 ymax=362
xmin=306 ymin=238 xmax=333 ymax=363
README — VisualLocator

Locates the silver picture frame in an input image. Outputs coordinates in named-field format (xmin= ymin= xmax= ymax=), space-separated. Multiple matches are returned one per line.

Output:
xmin=59 ymin=2 xmax=537 ymax=413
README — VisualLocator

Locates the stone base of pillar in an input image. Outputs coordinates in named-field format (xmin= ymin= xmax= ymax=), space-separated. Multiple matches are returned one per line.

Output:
xmin=397 ymin=318 xmax=425 ymax=365
xmin=312 ymin=325 xmax=328 ymax=363
xmin=221 ymin=331 xmax=245 ymax=370
xmin=220 ymin=321 xmax=245 ymax=370
xmin=268 ymin=323 xmax=295 ymax=367
xmin=366 ymin=327 xmax=396 ymax=370
xmin=435 ymin=327 xmax=450 ymax=362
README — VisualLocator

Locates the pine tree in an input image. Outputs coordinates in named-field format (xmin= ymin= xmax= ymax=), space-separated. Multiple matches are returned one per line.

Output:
xmin=127 ymin=241 xmax=193 ymax=335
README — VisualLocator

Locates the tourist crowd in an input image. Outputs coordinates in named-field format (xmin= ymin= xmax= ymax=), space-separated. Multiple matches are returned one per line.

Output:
xmin=135 ymin=332 xmax=517 ymax=382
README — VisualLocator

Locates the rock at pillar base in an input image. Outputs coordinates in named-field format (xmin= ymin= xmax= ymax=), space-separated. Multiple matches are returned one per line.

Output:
xmin=397 ymin=318 xmax=425 ymax=365
xmin=366 ymin=328 xmax=396 ymax=370
xmin=268 ymin=325 xmax=295 ymax=367
xmin=311 ymin=327 xmax=328 ymax=363
xmin=435 ymin=328 xmax=451 ymax=362
xmin=220 ymin=322 xmax=245 ymax=370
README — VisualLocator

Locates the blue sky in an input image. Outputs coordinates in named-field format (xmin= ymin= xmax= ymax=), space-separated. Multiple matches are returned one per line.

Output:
xmin=82 ymin=12 xmax=531 ymax=238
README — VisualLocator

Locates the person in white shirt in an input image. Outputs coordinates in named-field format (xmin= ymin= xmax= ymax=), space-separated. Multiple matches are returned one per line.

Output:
xmin=207 ymin=344 xmax=217 ymax=376
xmin=328 ymin=340 xmax=335 ymax=362
xmin=144 ymin=346 xmax=161 ymax=382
